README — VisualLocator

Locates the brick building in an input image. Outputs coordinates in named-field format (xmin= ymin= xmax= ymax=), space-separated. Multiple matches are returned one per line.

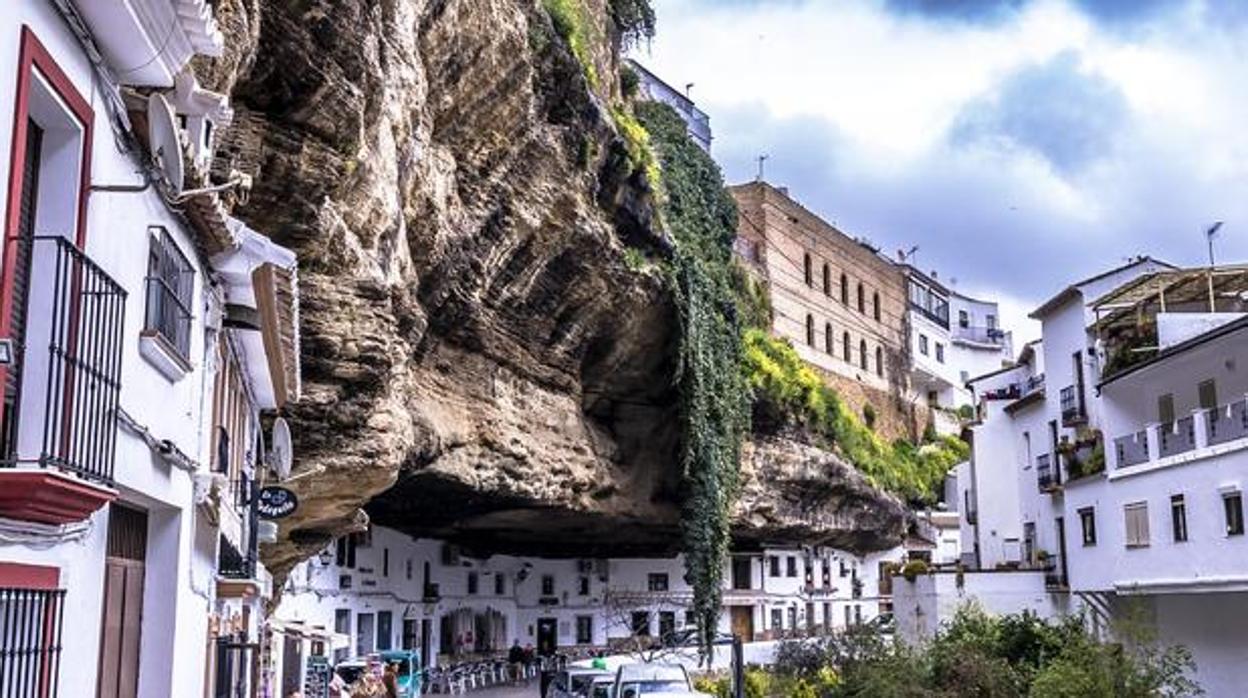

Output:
xmin=730 ymin=181 xmax=923 ymax=441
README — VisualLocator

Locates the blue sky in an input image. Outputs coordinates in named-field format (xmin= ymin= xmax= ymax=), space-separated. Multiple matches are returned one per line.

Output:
xmin=632 ymin=0 xmax=1248 ymax=340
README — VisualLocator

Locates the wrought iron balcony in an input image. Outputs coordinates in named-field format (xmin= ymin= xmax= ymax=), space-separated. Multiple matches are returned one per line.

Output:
xmin=1060 ymin=386 xmax=1086 ymax=426
xmin=953 ymin=325 xmax=1007 ymax=345
xmin=0 ymin=236 xmax=127 ymax=485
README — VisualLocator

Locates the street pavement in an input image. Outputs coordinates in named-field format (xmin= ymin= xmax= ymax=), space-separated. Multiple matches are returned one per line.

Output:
xmin=466 ymin=680 xmax=542 ymax=698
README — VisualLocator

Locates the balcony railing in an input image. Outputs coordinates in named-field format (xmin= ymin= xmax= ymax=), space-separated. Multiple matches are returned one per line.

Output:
xmin=954 ymin=325 xmax=1007 ymax=345
xmin=0 ymin=586 xmax=66 ymax=698
xmin=0 ymin=236 xmax=127 ymax=485
xmin=1113 ymin=397 xmax=1248 ymax=471
xmin=1206 ymin=399 xmax=1248 ymax=446
xmin=1159 ymin=416 xmax=1196 ymax=458
xmin=1036 ymin=454 xmax=1059 ymax=491
xmin=1060 ymin=386 xmax=1085 ymax=426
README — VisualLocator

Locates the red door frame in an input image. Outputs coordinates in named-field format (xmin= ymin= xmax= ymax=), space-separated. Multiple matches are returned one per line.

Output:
xmin=2 ymin=26 xmax=94 ymax=462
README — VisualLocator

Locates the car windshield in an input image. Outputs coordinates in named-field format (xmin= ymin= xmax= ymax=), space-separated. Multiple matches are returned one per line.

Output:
xmin=592 ymin=684 xmax=613 ymax=698
xmin=335 ymin=666 xmax=366 ymax=684
xmin=620 ymin=680 xmax=688 ymax=697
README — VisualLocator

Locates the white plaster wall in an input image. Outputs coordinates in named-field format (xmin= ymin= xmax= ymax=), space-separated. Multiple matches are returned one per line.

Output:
xmin=892 ymin=571 xmax=1065 ymax=644
xmin=967 ymin=367 xmax=1029 ymax=567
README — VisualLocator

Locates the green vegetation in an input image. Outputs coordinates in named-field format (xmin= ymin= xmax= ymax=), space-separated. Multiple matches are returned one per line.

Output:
xmin=619 ymin=64 xmax=641 ymax=99
xmin=763 ymin=606 xmax=1201 ymax=697
xmin=608 ymin=0 xmax=656 ymax=47
xmin=636 ymin=101 xmax=749 ymax=658
xmin=542 ymin=0 xmax=599 ymax=87
xmin=742 ymin=328 xmax=968 ymax=503
xmin=900 ymin=559 xmax=930 ymax=582
xmin=611 ymin=105 xmax=662 ymax=193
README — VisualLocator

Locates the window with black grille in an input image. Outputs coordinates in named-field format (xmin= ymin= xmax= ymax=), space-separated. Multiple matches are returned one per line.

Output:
xmin=143 ymin=227 xmax=194 ymax=362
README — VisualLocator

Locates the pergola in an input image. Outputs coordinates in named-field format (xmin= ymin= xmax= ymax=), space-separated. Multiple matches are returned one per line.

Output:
xmin=1090 ymin=266 xmax=1248 ymax=378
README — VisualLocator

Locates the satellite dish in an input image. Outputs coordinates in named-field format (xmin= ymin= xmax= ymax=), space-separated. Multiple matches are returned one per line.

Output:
xmin=146 ymin=93 xmax=184 ymax=195
xmin=271 ymin=417 xmax=293 ymax=480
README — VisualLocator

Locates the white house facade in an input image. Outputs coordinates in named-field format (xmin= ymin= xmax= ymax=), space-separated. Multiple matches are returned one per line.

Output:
xmin=0 ymin=3 xmax=301 ymax=698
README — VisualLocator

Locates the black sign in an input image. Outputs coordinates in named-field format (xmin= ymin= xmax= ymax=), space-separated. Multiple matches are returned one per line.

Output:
xmin=257 ymin=486 xmax=298 ymax=519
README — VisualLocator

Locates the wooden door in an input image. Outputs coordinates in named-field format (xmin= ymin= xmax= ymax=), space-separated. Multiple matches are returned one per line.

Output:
xmin=729 ymin=606 xmax=753 ymax=641
xmin=97 ymin=505 xmax=147 ymax=698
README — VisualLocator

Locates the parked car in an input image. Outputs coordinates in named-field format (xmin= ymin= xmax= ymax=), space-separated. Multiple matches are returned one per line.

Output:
xmin=612 ymin=663 xmax=696 ymax=698
xmin=551 ymin=667 xmax=613 ymax=698
xmin=588 ymin=674 xmax=616 ymax=698
xmin=333 ymin=659 xmax=370 ymax=687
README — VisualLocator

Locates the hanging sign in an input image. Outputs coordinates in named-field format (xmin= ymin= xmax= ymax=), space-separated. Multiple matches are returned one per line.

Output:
xmin=257 ymin=486 xmax=299 ymax=519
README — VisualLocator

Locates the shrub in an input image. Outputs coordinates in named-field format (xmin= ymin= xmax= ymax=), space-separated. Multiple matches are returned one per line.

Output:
xmin=693 ymin=675 xmax=731 ymax=698
xmin=620 ymin=64 xmax=641 ymax=99
xmin=862 ymin=403 xmax=877 ymax=430
xmin=900 ymin=560 xmax=929 ymax=582
xmin=542 ymin=0 xmax=599 ymax=86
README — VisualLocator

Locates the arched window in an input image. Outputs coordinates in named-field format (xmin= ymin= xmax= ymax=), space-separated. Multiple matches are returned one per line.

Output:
xmin=860 ymin=339 xmax=868 ymax=370
xmin=806 ymin=314 xmax=815 ymax=346
xmin=876 ymin=346 xmax=884 ymax=376
xmin=822 ymin=264 xmax=830 ymax=295
xmin=804 ymin=253 xmax=813 ymax=287
xmin=840 ymin=274 xmax=849 ymax=304
xmin=873 ymin=292 xmax=881 ymax=321
xmin=857 ymin=283 xmax=865 ymax=313
xmin=843 ymin=331 xmax=851 ymax=361
xmin=825 ymin=323 xmax=833 ymax=353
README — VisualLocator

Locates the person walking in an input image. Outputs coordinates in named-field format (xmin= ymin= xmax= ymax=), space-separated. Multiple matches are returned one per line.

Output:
xmin=508 ymin=640 xmax=525 ymax=684
xmin=382 ymin=663 xmax=400 ymax=698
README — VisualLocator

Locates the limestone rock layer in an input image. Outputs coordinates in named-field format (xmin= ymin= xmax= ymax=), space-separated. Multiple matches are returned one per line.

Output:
xmin=198 ymin=0 xmax=905 ymax=581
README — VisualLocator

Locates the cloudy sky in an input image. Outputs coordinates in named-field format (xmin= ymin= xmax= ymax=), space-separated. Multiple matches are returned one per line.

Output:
xmin=633 ymin=0 xmax=1248 ymax=341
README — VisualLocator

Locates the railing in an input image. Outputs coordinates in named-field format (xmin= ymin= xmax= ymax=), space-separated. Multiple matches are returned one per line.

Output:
xmin=1036 ymin=454 xmax=1058 ymax=491
xmin=1114 ymin=430 xmax=1149 ymax=468
xmin=0 ymin=236 xmax=127 ymax=486
xmin=954 ymin=325 xmax=1007 ymax=345
xmin=218 ymin=534 xmax=255 ymax=580
xmin=1042 ymin=556 xmax=1066 ymax=589
xmin=1021 ymin=374 xmax=1045 ymax=397
xmin=1206 ymin=399 xmax=1248 ymax=446
xmin=1060 ymin=386 xmax=1085 ymax=425
xmin=0 ymin=586 xmax=66 ymax=698
xmin=1159 ymin=416 xmax=1196 ymax=458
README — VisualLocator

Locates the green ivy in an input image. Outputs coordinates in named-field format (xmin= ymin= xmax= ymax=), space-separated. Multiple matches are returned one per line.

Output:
xmin=636 ymin=101 xmax=748 ymax=659
xmin=608 ymin=0 xmax=656 ymax=48
xmin=742 ymin=328 xmax=969 ymax=503
xmin=542 ymin=0 xmax=599 ymax=87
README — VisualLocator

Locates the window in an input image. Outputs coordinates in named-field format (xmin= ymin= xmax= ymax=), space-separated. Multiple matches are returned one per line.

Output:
xmin=958 ymin=310 xmax=969 ymax=328
xmin=334 ymin=610 xmax=351 ymax=663
xmin=1224 ymin=491 xmax=1244 ymax=536
xmin=383 ymin=548 xmax=389 ymax=577
xmin=406 ymin=559 xmax=413 ymax=580
xmin=769 ymin=556 xmax=781 ymax=577
xmin=1078 ymin=507 xmax=1096 ymax=546
xmin=803 ymin=253 xmax=812 ymax=286
xmin=935 ymin=343 xmax=945 ymax=363
xmin=495 ymin=573 xmax=506 ymax=595
xmin=1198 ymin=379 xmax=1218 ymax=410
xmin=1171 ymin=495 xmax=1188 ymax=542
xmin=336 ymin=536 xmax=357 ymax=569
xmin=467 ymin=571 xmax=479 ymax=595
xmin=854 ymin=606 xmax=862 ymax=625
xmin=875 ymin=347 xmax=884 ymax=377
xmin=578 ymin=576 xmax=590 ymax=595
xmin=659 ymin=611 xmax=676 ymax=640
xmin=631 ymin=611 xmax=650 ymax=636
xmin=841 ymin=274 xmax=849 ymax=304
xmin=857 ymin=283 xmax=865 ymax=313
xmin=825 ymin=323 xmax=833 ymax=354
xmin=843 ymin=605 xmax=851 ymax=627
xmin=356 ymin=613 xmax=376 ymax=656
xmin=143 ymin=228 xmax=195 ymax=362
xmin=787 ymin=607 xmax=797 ymax=629
xmin=843 ymin=332 xmax=852 ymax=362
xmin=576 ymin=616 xmax=593 ymax=644
xmin=872 ymin=292 xmax=881 ymax=321
xmin=822 ymin=264 xmax=830 ymax=295
xmin=805 ymin=314 xmax=815 ymax=346
xmin=985 ymin=314 xmax=996 ymax=330
xmin=541 ymin=575 xmax=555 ymax=596
xmin=1158 ymin=393 xmax=1175 ymax=424
xmin=1124 ymin=502 xmax=1150 ymax=548
xmin=648 ymin=573 xmax=669 ymax=592
xmin=786 ymin=556 xmax=797 ymax=577
xmin=771 ymin=608 xmax=783 ymax=631
xmin=859 ymin=340 xmax=868 ymax=370
xmin=919 ymin=334 xmax=929 ymax=356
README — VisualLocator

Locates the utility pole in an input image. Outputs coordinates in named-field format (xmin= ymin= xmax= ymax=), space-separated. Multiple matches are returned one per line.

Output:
xmin=756 ymin=155 xmax=768 ymax=182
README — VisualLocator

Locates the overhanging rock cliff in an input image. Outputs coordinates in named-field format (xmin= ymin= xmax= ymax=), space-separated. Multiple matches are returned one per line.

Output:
xmin=196 ymin=0 xmax=905 ymax=581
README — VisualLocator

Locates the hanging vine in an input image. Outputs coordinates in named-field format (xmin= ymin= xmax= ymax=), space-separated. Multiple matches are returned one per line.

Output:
xmin=634 ymin=101 xmax=750 ymax=658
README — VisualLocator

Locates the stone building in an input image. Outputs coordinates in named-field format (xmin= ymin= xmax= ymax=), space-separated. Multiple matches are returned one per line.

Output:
xmin=730 ymin=181 xmax=920 ymax=441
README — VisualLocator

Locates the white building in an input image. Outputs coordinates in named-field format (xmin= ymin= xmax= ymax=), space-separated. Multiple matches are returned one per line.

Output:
xmin=624 ymin=59 xmax=711 ymax=152
xmin=902 ymin=266 xmax=1012 ymax=435
xmin=0 ymin=4 xmax=301 ymax=698
xmin=940 ymin=258 xmax=1248 ymax=696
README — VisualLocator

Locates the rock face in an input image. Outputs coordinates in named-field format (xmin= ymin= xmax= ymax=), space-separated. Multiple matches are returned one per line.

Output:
xmin=197 ymin=0 xmax=905 ymax=581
